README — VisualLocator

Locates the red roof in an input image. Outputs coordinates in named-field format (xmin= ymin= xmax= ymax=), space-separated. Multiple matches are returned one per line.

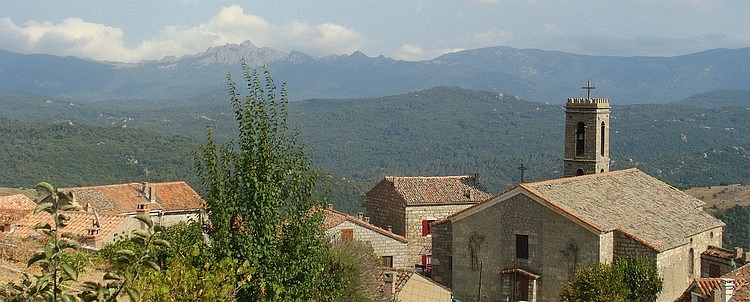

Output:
xmin=9 ymin=211 xmax=134 ymax=248
xmin=59 ymin=181 xmax=204 ymax=214
xmin=0 ymin=194 xmax=36 ymax=224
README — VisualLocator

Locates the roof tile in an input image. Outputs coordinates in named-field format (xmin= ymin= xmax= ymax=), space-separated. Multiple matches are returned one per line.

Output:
xmin=384 ymin=175 xmax=491 ymax=205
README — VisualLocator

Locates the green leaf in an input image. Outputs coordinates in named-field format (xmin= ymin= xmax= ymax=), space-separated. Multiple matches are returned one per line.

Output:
xmin=60 ymin=262 xmax=78 ymax=281
xmin=33 ymin=222 xmax=52 ymax=230
xmin=115 ymin=249 xmax=136 ymax=257
xmin=27 ymin=251 xmax=46 ymax=267
xmin=103 ymin=272 xmax=122 ymax=281
xmin=33 ymin=202 xmax=54 ymax=214
xmin=152 ymin=239 xmax=171 ymax=248
xmin=132 ymin=228 xmax=150 ymax=238
xmin=61 ymin=232 xmax=80 ymax=240
xmin=134 ymin=214 xmax=154 ymax=229
xmin=36 ymin=182 xmax=56 ymax=195
xmin=144 ymin=260 xmax=160 ymax=272
xmin=124 ymin=287 xmax=140 ymax=301
xmin=60 ymin=204 xmax=83 ymax=211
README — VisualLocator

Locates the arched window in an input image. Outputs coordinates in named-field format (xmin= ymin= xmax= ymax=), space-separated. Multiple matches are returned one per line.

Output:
xmin=688 ymin=248 xmax=695 ymax=277
xmin=600 ymin=121 xmax=606 ymax=156
xmin=576 ymin=122 xmax=585 ymax=156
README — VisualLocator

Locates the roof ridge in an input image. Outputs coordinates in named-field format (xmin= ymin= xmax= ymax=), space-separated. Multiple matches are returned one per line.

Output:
xmin=324 ymin=208 xmax=408 ymax=243
xmin=61 ymin=180 xmax=189 ymax=190
xmin=522 ymin=168 xmax=640 ymax=187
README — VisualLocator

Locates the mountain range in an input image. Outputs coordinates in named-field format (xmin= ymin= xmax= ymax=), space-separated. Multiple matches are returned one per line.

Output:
xmin=1 ymin=41 xmax=749 ymax=104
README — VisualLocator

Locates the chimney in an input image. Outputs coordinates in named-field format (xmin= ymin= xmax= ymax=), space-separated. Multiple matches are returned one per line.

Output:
xmin=327 ymin=203 xmax=333 ymax=210
xmin=136 ymin=203 xmax=149 ymax=216
xmin=149 ymin=186 xmax=156 ymax=203
xmin=387 ymin=225 xmax=393 ymax=232
xmin=364 ymin=216 xmax=370 ymax=224
xmin=735 ymin=247 xmax=744 ymax=260
xmin=85 ymin=202 xmax=91 ymax=212
xmin=357 ymin=212 xmax=363 ymax=220
xmin=473 ymin=173 xmax=480 ymax=182
xmin=141 ymin=182 xmax=148 ymax=193
xmin=721 ymin=278 xmax=736 ymax=302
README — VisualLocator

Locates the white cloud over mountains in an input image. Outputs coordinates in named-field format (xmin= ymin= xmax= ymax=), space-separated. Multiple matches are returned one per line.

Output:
xmin=0 ymin=5 xmax=365 ymax=63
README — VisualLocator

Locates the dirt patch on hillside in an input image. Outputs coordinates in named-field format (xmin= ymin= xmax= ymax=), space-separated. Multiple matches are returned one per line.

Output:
xmin=685 ymin=183 xmax=750 ymax=212
xmin=0 ymin=188 xmax=44 ymax=202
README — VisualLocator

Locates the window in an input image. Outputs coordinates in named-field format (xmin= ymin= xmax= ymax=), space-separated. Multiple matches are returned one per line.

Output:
xmin=600 ymin=121 xmax=606 ymax=156
xmin=422 ymin=219 xmax=436 ymax=236
xmin=341 ymin=229 xmax=354 ymax=242
xmin=516 ymin=234 xmax=529 ymax=259
xmin=381 ymin=256 xmax=393 ymax=268
xmin=688 ymin=248 xmax=695 ymax=277
xmin=421 ymin=254 xmax=432 ymax=272
xmin=576 ymin=122 xmax=586 ymax=156
xmin=709 ymin=264 xmax=721 ymax=277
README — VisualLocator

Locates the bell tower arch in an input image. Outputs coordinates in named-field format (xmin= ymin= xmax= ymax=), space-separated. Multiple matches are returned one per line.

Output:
xmin=563 ymin=81 xmax=610 ymax=177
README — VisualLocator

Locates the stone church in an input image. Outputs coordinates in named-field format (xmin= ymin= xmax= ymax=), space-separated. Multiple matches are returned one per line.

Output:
xmin=430 ymin=94 xmax=725 ymax=301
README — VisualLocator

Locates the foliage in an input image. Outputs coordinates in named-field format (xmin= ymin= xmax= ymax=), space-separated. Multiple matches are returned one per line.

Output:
xmin=714 ymin=205 xmax=750 ymax=250
xmin=615 ymin=256 xmax=663 ymax=302
xmin=128 ymin=221 xmax=247 ymax=301
xmin=560 ymin=262 xmax=628 ymax=302
xmin=561 ymin=257 xmax=663 ymax=302
xmin=324 ymin=240 xmax=382 ymax=302
xmin=195 ymin=63 xmax=330 ymax=300
xmin=77 ymin=214 xmax=169 ymax=302
xmin=1 ymin=182 xmax=84 ymax=302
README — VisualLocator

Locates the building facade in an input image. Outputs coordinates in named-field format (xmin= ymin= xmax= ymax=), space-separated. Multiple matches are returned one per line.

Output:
xmin=365 ymin=175 xmax=491 ymax=270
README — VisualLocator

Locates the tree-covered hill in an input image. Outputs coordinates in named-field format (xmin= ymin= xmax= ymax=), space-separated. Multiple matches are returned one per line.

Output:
xmin=1 ymin=87 xmax=748 ymax=213
xmin=0 ymin=117 xmax=199 ymax=188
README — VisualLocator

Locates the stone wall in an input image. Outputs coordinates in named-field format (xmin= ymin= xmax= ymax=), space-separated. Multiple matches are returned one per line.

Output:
xmin=447 ymin=193 xmax=601 ymax=302
xmin=326 ymin=220 xmax=410 ymax=269
xmin=431 ymin=220 xmax=452 ymax=287
xmin=365 ymin=180 xmax=407 ymax=236
xmin=612 ymin=230 xmax=658 ymax=261
xmin=405 ymin=203 xmax=475 ymax=267
xmin=656 ymin=226 xmax=723 ymax=302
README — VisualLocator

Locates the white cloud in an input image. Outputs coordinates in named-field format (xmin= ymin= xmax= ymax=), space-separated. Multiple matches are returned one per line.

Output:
xmin=469 ymin=28 xmax=514 ymax=45
xmin=0 ymin=5 xmax=366 ymax=63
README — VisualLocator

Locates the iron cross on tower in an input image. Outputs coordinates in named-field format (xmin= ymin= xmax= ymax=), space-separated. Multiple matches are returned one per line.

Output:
xmin=582 ymin=80 xmax=595 ymax=99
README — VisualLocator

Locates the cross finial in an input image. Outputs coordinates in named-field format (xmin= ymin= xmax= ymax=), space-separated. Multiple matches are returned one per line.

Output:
xmin=582 ymin=80 xmax=595 ymax=99
xmin=517 ymin=163 xmax=528 ymax=183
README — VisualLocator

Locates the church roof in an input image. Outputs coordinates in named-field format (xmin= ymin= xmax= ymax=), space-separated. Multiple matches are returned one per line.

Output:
xmin=379 ymin=175 xmax=491 ymax=205
xmin=520 ymin=168 xmax=724 ymax=252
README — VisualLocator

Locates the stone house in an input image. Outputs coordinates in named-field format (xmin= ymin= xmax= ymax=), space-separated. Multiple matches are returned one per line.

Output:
xmin=365 ymin=175 xmax=491 ymax=270
xmin=55 ymin=181 xmax=205 ymax=227
xmin=0 ymin=194 xmax=36 ymax=233
xmin=677 ymin=262 xmax=750 ymax=301
xmin=701 ymin=246 xmax=748 ymax=278
xmin=323 ymin=205 xmax=409 ymax=268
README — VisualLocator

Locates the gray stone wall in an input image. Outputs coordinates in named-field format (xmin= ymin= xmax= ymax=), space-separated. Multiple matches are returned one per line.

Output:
xmin=326 ymin=220 xmax=410 ymax=269
xmin=612 ymin=230 xmax=658 ymax=261
xmin=656 ymin=226 xmax=723 ymax=302
xmin=431 ymin=220 xmax=452 ymax=287
xmin=365 ymin=181 xmax=407 ymax=236
xmin=448 ymin=193 xmax=601 ymax=302
xmin=405 ymin=204 xmax=475 ymax=267
xmin=563 ymin=99 xmax=610 ymax=177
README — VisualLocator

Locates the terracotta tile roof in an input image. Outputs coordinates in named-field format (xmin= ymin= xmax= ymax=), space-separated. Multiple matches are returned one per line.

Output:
xmin=324 ymin=208 xmax=408 ymax=243
xmin=723 ymin=264 xmax=750 ymax=301
xmin=518 ymin=168 xmax=724 ymax=252
xmin=9 ymin=211 xmax=133 ymax=247
xmin=0 ymin=194 xmax=36 ymax=224
xmin=383 ymin=175 xmax=491 ymax=205
xmin=59 ymin=181 xmax=204 ymax=214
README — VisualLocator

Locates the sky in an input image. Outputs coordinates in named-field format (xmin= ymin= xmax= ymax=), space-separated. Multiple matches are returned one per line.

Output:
xmin=0 ymin=0 xmax=748 ymax=63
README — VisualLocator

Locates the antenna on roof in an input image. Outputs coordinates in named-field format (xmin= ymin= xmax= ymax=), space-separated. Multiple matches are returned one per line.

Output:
xmin=143 ymin=168 xmax=150 ymax=181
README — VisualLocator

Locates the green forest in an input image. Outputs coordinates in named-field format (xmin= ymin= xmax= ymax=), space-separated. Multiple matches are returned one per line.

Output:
xmin=1 ymin=87 xmax=749 ymax=215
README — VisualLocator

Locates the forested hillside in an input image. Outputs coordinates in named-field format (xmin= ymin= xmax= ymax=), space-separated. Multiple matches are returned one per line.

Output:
xmin=1 ymin=87 xmax=748 ymax=214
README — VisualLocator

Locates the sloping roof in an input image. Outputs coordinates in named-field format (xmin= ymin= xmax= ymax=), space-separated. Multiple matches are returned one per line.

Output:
xmin=723 ymin=263 xmax=750 ymax=301
xmin=324 ymin=208 xmax=408 ymax=243
xmin=9 ymin=211 xmax=133 ymax=244
xmin=382 ymin=175 xmax=491 ymax=205
xmin=59 ymin=181 xmax=204 ymax=214
xmin=520 ymin=168 xmax=725 ymax=252
xmin=0 ymin=194 xmax=36 ymax=224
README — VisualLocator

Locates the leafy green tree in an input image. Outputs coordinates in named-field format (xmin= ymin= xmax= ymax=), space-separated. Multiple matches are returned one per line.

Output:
xmin=195 ymin=63 xmax=330 ymax=301
xmin=560 ymin=262 xmax=628 ymax=302
xmin=615 ymin=257 xmax=663 ymax=302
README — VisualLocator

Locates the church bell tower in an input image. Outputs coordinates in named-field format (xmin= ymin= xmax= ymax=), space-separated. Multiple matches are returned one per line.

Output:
xmin=563 ymin=81 xmax=610 ymax=177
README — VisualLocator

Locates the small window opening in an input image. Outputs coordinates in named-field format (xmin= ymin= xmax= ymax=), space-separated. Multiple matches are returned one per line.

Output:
xmin=576 ymin=122 xmax=586 ymax=156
